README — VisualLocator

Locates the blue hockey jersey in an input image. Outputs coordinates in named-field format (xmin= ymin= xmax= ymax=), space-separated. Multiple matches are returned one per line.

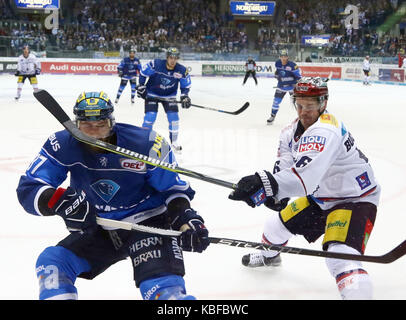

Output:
xmin=118 ymin=57 xmax=141 ymax=79
xmin=274 ymin=59 xmax=301 ymax=90
xmin=139 ymin=59 xmax=191 ymax=99
xmin=16 ymin=123 xmax=195 ymax=222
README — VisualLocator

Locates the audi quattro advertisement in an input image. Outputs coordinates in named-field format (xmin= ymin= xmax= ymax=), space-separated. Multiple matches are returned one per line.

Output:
xmin=41 ymin=61 xmax=118 ymax=74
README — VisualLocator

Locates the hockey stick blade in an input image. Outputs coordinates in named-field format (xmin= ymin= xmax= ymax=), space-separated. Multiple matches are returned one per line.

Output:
xmin=96 ymin=217 xmax=181 ymax=236
xmin=33 ymin=90 xmax=237 ymax=190
xmin=150 ymin=97 xmax=250 ymax=115
xmin=210 ymin=237 xmax=406 ymax=264
xmin=230 ymin=102 xmax=250 ymax=115
xmin=91 ymin=216 xmax=406 ymax=263
xmin=172 ymin=100 xmax=250 ymax=115
xmin=189 ymin=102 xmax=250 ymax=115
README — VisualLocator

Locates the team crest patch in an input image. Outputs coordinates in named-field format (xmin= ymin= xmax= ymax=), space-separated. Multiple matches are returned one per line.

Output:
xmin=91 ymin=179 xmax=120 ymax=203
xmin=298 ymin=136 xmax=326 ymax=152
xmin=320 ymin=114 xmax=339 ymax=128
xmin=356 ymin=172 xmax=371 ymax=190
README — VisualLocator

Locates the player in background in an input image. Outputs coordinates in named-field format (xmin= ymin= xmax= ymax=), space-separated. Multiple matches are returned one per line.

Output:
xmin=242 ymin=56 xmax=258 ymax=85
xmin=137 ymin=47 xmax=191 ymax=153
xmin=362 ymin=55 xmax=371 ymax=85
xmin=229 ymin=77 xmax=380 ymax=300
xmin=16 ymin=91 xmax=209 ymax=300
xmin=398 ymin=49 xmax=405 ymax=69
xmin=15 ymin=45 xmax=41 ymax=101
xmin=267 ymin=49 xmax=301 ymax=125
xmin=115 ymin=48 xmax=141 ymax=104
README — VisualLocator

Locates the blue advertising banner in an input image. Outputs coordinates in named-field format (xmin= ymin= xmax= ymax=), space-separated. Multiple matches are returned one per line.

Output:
xmin=229 ymin=1 xmax=276 ymax=16
xmin=378 ymin=68 xmax=392 ymax=81
xmin=301 ymin=35 xmax=331 ymax=47
xmin=15 ymin=0 xmax=59 ymax=9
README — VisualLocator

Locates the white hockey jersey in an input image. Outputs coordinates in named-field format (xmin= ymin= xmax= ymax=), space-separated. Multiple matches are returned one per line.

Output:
xmin=362 ymin=59 xmax=370 ymax=71
xmin=272 ymin=112 xmax=380 ymax=210
xmin=17 ymin=53 xmax=41 ymax=75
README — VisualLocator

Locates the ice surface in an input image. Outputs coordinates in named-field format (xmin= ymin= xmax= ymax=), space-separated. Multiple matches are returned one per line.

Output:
xmin=1 ymin=73 xmax=405 ymax=299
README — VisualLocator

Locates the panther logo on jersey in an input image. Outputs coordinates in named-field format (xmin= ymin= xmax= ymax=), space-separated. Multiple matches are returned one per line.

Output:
xmin=91 ymin=179 xmax=120 ymax=203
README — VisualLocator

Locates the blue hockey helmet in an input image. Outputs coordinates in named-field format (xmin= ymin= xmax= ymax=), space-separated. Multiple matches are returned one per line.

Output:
xmin=279 ymin=49 xmax=289 ymax=57
xmin=166 ymin=47 xmax=180 ymax=59
xmin=73 ymin=91 xmax=115 ymax=123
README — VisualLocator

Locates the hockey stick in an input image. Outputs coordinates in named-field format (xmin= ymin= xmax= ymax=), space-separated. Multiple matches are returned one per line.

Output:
xmin=96 ymin=217 xmax=181 ymax=236
xmin=95 ymin=218 xmax=406 ymax=264
xmin=33 ymin=89 xmax=237 ymax=190
xmin=179 ymin=101 xmax=250 ymax=115
xmin=150 ymin=97 xmax=250 ymax=115
xmin=210 ymin=237 xmax=406 ymax=264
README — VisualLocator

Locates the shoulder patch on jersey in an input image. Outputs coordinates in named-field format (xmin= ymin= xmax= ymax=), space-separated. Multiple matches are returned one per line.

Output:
xmin=319 ymin=114 xmax=339 ymax=128
xmin=341 ymin=123 xmax=347 ymax=136
xmin=148 ymin=131 xmax=171 ymax=162
xmin=151 ymin=133 xmax=165 ymax=158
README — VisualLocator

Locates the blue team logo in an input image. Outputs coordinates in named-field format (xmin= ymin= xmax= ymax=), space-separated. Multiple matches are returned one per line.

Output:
xmin=355 ymin=172 xmax=371 ymax=190
xmin=91 ymin=179 xmax=120 ymax=203
xmin=161 ymin=78 xmax=171 ymax=86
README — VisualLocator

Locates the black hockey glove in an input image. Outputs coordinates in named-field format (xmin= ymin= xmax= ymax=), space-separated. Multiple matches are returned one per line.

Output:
xmin=229 ymin=170 xmax=278 ymax=208
xmin=136 ymin=85 xmax=147 ymax=99
xmin=180 ymin=95 xmax=191 ymax=109
xmin=167 ymin=198 xmax=209 ymax=253
xmin=15 ymin=71 xmax=20 ymax=76
xmin=35 ymin=68 xmax=41 ymax=75
xmin=180 ymin=215 xmax=209 ymax=253
xmin=264 ymin=197 xmax=290 ymax=212
xmin=118 ymin=70 xmax=123 ymax=77
xmin=48 ymin=187 xmax=97 ymax=233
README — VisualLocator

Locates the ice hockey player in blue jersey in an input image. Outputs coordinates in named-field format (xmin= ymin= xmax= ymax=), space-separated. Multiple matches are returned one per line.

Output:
xmin=137 ymin=47 xmax=191 ymax=153
xmin=115 ymin=48 xmax=141 ymax=104
xmin=267 ymin=49 xmax=301 ymax=125
xmin=16 ymin=91 xmax=209 ymax=300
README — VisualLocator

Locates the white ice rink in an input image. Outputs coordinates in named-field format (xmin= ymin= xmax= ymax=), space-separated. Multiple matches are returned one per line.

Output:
xmin=1 ymin=73 xmax=406 ymax=300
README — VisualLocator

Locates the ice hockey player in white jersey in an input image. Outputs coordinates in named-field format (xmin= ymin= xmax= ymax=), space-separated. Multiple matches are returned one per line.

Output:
xmin=229 ymin=77 xmax=380 ymax=300
xmin=15 ymin=45 xmax=41 ymax=100
xmin=362 ymin=55 xmax=371 ymax=85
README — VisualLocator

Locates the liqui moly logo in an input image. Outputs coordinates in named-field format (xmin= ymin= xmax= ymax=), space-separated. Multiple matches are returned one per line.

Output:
xmin=299 ymin=136 xmax=326 ymax=152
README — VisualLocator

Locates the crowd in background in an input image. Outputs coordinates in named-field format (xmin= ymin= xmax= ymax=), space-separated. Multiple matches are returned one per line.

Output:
xmin=0 ymin=0 xmax=405 ymax=58
xmin=257 ymin=0 xmax=405 ymax=57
